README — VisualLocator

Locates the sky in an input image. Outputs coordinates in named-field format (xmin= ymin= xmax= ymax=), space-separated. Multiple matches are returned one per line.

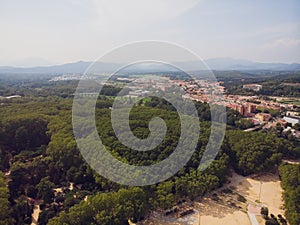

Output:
xmin=0 ymin=0 xmax=300 ymax=67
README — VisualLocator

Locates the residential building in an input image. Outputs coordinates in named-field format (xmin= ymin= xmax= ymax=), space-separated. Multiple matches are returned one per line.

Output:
xmin=283 ymin=116 xmax=300 ymax=125
xmin=243 ymin=84 xmax=262 ymax=91
xmin=255 ymin=113 xmax=272 ymax=122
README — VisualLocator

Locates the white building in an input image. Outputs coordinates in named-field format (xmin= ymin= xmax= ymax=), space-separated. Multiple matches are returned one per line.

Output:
xmin=283 ymin=116 xmax=300 ymax=125
xmin=242 ymin=84 xmax=262 ymax=91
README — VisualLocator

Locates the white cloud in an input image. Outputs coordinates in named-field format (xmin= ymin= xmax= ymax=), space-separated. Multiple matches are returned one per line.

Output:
xmin=264 ymin=38 xmax=300 ymax=48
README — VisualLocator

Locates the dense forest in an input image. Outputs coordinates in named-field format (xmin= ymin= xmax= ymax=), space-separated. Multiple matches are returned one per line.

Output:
xmin=223 ymin=72 xmax=300 ymax=97
xmin=0 ymin=75 xmax=299 ymax=225
xmin=279 ymin=163 xmax=300 ymax=225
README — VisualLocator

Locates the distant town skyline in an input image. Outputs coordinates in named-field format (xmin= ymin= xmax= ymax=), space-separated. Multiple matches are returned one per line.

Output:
xmin=1 ymin=0 xmax=300 ymax=67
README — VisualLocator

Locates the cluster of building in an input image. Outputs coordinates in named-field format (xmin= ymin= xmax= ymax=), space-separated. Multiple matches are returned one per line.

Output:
xmin=80 ymin=75 xmax=300 ymax=133
xmin=169 ymin=79 xmax=300 ymax=134
xmin=172 ymin=79 xmax=225 ymax=103
xmin=49 ymin=74 xmax=96 ymax=81
xmin=123 ymin=77 xmax=177 ymax=98
xmin=227 ymin=103 xmax=257 ymax=117
xmin=170 ymin=79 xmax=292 ymax=111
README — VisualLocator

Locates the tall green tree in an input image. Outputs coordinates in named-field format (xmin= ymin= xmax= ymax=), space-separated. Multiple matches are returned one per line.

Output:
xmin=0 ymin=172 xmax=14 ymax=225
xmin=36 ymin=176 xmax=55 ymax=204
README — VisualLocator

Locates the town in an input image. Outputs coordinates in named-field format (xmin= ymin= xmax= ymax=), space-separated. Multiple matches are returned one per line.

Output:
xmin=112 ymin=75 xmax=300 ymax=139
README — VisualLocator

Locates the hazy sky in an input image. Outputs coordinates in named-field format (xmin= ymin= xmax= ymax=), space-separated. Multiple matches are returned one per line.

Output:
xmin=0 ymin=0 xmax=300 ymax=66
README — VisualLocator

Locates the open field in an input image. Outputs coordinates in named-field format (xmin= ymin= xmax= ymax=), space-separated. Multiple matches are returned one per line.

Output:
xmin=228 ymin=172 xmax=284 ymax=217
xmin=140 ymin=172 xmax=284 ymax=225
xmin=195 ymin=197 xmax=250 ymax=225
xmin=275 ymin=97 xmax=300 ymax=107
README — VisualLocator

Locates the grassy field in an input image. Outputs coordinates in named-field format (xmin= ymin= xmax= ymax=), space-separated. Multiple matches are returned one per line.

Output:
xmin=277 ymin=100 xmax=300 ymax=107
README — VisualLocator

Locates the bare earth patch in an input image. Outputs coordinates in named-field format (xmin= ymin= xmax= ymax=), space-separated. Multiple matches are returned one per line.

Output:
xmin=139 ymin=172 xmax=284 ymax=225
xmin=196 ymin=198 xmax=251 ymax=225
xmin=229 ymin=172 xmax=284 ymax=217
xmin=31 ymin=201 xmax=41 ymax=225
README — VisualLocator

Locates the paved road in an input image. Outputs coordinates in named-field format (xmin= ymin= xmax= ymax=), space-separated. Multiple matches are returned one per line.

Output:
xmin=247 ymin=211 xmax=259 ymax=225
xmin=283 ymin=159 xmax=300 ymax=165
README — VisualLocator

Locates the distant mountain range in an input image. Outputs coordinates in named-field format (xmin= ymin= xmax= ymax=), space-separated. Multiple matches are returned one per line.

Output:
xmin=0 ymin=58 xmax=299 ymax=74
xmin=205 ymin=58 xmax=300 ymax=71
